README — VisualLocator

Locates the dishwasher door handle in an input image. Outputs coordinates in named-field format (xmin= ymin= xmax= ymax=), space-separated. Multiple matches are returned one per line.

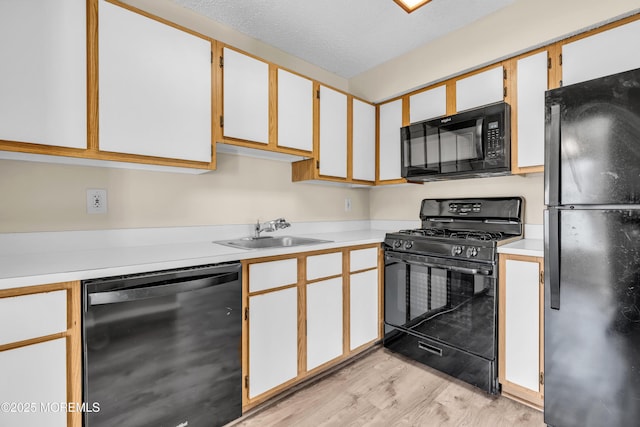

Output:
xmin=87 ymin=271 xmax=239 ymax=306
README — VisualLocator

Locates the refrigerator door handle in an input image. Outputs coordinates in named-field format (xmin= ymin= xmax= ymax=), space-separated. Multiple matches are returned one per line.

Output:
xmin=545 ymin=103 xmax=561 ymax=206
xmin=547 ymin=209 xmax=561 ymax=310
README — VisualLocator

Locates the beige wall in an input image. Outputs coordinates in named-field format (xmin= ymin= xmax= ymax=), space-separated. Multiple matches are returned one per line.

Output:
xmin=0 ymin=154 xmax=370 ymax=232
xmin=370 ymin=174 xmax=544 ymax=225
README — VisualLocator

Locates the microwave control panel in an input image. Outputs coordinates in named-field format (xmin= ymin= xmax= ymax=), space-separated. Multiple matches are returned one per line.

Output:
xmin=486 ymin=119 xmax=502 ymax=159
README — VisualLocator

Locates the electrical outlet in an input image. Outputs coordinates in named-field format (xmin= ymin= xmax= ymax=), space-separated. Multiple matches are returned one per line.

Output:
xmin=345 ymin=198 xmax=352 ymax=212
xmin=87 ymin=189 xmax=107 ymax=214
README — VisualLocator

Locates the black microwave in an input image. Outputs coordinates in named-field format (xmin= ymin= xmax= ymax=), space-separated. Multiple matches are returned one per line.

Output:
xmin=401 ymin=102 xmax=511 ymax=181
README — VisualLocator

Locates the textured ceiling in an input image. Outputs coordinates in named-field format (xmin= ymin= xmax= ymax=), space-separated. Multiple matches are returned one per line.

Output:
xmin=169 ymin=0 xmax=516 ymax=78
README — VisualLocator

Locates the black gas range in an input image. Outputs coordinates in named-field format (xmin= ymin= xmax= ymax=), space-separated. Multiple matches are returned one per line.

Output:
xmin=383 ymin=197 xmax=523 ymax=394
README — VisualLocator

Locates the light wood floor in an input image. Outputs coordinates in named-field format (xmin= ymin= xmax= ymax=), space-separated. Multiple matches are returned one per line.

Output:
xmin=233 ymin=347 xmax=545 ymax=427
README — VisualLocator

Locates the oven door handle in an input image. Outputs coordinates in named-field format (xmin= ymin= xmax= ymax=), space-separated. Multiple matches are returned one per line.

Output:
xmin=386 ymin=252 xmax=492 ymax=276
xmin=407 ymin=261 xmax=492 ymax=276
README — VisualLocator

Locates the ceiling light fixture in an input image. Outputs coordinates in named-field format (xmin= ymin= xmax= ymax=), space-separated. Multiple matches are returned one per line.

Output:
xmin=393 ymin=0 xmax=433 ymax=13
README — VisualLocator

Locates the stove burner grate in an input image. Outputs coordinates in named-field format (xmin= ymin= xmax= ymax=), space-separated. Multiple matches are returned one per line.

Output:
xmin=398 ymin=229 xmax=505 ymax=241
xmin=449 ymin=231 xmax=504 ymax=241
xmin=399 ymin=228 xmax=446 ymax=237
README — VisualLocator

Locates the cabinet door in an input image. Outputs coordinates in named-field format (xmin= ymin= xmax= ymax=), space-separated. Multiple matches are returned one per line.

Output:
xmin=409 ymin=85 xmax=447 ymax=123
xmin=249 ymin=258 xmax=298 ymax=293
xmin=516 ymin=51 xmax=548 ymax=169
xmin=562 ymin=19 xmax=640 ymax=86
xmin=0 ymin=339 xmax=67 ymax=427
xmin=306 ymin=277 xmax=343 ymax=370
xmin=378 ymin=99 xmax=403 ymax=181
xmin=499 ymin=255 xmax=543 ymax=407
xmin=248 ymin=287 xmax=298 ymax=398
xmin=277 ymin=69 xmax=313 ymax=152
xmin=223 ymin=47 xmax=270 ymax=144
xmin=352 ymin=99 xmax=376 ymax=182
xmin=319 ymin=86 xmax=347 ymax=178
xmin=349 ymin=247 xmax=378 ymax=272
xmin=306 ymin=252 xmax=342 ymax=281
xmin=0 ymin=0 xmax=86 ymax=149
xmin=0 ymin=290 xmax=67 ymax=345
xmin=456 ymin=66 xmax=504 ymax=112
xmin=350 ymin=269 xmax=379 ymax=350
xmin=99 ymin=1 xmax=211 ymax=162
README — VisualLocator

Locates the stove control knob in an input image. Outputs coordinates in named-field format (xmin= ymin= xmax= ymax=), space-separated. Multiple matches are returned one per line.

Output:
xmin=393 ymin=240 xmax=402 ymax=249
xmin=466 ymin=247 xmax=478 ymax=258
xmin=404 ymin=241 xmax=413 ymax=250
xmin=452 ymin=245 xmax=464 ymax=256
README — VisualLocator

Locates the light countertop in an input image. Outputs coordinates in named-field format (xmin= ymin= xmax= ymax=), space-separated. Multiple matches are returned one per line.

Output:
xmin=0 ymin=229 xmax=387 ymax=290
xmin=498 ymin=238 xmax=544 ymax=258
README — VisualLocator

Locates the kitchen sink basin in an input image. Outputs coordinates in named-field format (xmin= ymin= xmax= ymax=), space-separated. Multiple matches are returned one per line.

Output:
xmin=214 ymin=236 xmax=332 ymax=250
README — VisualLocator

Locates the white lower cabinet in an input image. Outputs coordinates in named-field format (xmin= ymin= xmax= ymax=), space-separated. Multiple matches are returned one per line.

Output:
xmin=499 ymin=254 xmax=544 ymax=409
xmin=0 ymin=338 xmax=67 ymax=427
xmin=248 ymin=286 xmax=298 ymax=399
xmin=306 ymin=277 xmax=343 ymax=370
xmin=349 ymin=269 xmax=379 ymax=350
xmin=244 ymin=245 xmax=381 ymax=409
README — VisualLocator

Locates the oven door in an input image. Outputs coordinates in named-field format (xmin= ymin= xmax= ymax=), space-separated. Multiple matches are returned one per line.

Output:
xmin=384 ymin=250 xmax=496 ymax=360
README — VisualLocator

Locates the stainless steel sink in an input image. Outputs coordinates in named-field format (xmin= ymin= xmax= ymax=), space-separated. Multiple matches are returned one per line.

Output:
xmin=214 ymin=236 xmax=332 ymax=250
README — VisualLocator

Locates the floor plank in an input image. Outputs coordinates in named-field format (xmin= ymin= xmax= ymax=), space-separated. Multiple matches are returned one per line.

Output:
xmin=232 ymin=347 xmax=545 ymax=427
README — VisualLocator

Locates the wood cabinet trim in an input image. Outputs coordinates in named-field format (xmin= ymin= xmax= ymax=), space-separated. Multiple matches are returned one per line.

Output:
xmin=498 ymin=254 xmax=544 ymax=409
xmin=555 ymin=13 xmax=640 ymax=50
xmin=0 ymin=280 xmax=82 ymax=427
xmin=244 ymin=244 xmax=381 ymax=411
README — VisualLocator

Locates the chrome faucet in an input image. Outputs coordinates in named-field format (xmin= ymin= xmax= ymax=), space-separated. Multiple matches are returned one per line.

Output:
xmin=254 ymin=218 xmax=291 ymax=238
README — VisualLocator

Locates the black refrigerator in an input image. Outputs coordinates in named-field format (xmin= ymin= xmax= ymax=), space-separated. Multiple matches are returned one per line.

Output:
xmin=544 ymin=67 xmax=640 ymax=427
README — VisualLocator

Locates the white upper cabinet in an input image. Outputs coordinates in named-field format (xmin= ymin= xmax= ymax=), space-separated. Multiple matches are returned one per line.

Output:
xmin=0 ymin=0 xmax=86 ymax=149
xmin=223 ymin=47 xmax=269 ymax=144
xmin=99 ymin=1 xmax=212 ymax=162
xmin=319 ymin=85 xmax=348 ymax=178
xmin=409 ymin=85 xmax=447 ymax=123
xmin=352 ymin=99 xmax=376 ymax=182
xmin=516 ymin=51 xmax=548 ymax=169
xmin=456 ymin=66 xmax=504 ymax=112
xmin=562 ymin=19 xmax=640 ymax=86
xmin=277 ymin=69 xmax=313 ymax=152
xmin=378 ymin=99 xmax=403 ymax=181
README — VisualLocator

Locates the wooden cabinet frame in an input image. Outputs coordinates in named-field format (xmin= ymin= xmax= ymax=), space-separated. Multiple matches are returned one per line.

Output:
xmin=0 ymin=0 xmax=217 ymax=171
xmin=215 ymin=43 xmax=315 ymax=159
xmin=241 ymin=244 xmax=382 ymax=411
xmin=498 ymin=254 xmax=544 ymax=410
xmin=0 ymin=281 xmax=82 ymax=427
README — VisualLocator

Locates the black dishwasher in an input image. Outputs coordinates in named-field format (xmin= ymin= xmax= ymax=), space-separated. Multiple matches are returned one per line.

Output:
xmin=82 ymin=262 xmax=242 ymax=427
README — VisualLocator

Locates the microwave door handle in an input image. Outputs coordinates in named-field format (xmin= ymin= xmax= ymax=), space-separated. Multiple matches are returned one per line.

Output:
xmin=475 ymin=118 xmax=484 ymax=158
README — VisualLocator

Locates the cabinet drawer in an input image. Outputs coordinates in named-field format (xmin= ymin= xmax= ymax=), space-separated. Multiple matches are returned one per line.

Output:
xmin=349 ymin=247 xmax=378 ymax=272
xmin=0 ymin=290 xmax=67 ymax=345
xmin=249 ymin=258 xmax=298 ymax=293
xmin=306 ymin=252 xmax=342 ymax=281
